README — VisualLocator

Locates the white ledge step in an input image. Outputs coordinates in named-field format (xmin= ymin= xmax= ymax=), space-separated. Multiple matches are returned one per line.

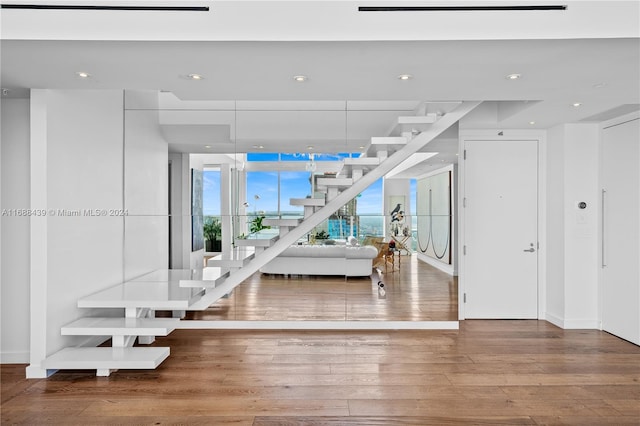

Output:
xmin=207 ymin=248 xmax=255 ymax=268
xmin=344 ymin=157 xmax=380 ymax=166
xmin=316 ymin=177 xmax=353 ymax=187
xmin=262 ymin=218 xmax=303 ymax=227
xmin=61 ymin=317 xmax=180 ymax=336
xmin=234 ymin=234 xmax=279 ymax=247
xmin=78 ymin=282 xmax=204 ymax=310
xmin=371 ymin=136 xmax=408 ymax=145
xmin=42 ymin=347 xmax=169 ymax=371
xmin=180 ymin=267 xmax=231 ymax=288
xmin=290 ymin=198 xmax=325 ymax=207
xmin=398 ymin=114 xmax=437 ymax=124
xmin=129 ymin=269 xmax=217 ymax=284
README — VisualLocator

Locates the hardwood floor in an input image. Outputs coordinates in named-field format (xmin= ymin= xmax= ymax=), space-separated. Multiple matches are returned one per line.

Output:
xmin=189 ymin=254 xmax=458 ymax=321
xmin=2 ymin=321 xmax=639 ymax=424
xmin=2 ymin=259 xmax=638 ymax=424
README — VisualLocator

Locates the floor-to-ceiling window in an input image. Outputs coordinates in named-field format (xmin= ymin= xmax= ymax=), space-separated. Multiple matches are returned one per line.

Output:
xmin=203 ymin=167 xmax=221 ymax=252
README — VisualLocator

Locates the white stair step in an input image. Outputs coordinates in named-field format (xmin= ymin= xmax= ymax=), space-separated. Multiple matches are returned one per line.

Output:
xmin=290 ymin=197 xmax=325 ymax=207
xmin=262 ymin=218 xmax=303 ymax=227
xmin=387 ymin=114 xmax=439 ymax=136
xmin=42 ymin=347 xmax=170 ymax=373
xmin=207 ymin=247 xmax=255 ymax=268
xmin=398 ymin=115 xmax=437 ymax=124
xmin=77 ymin=282 xmax=204 ymax=310
xmin=180 ymin=267 xmax=230 ymax=288
xmin=234 ymin=233 xmax=279 ymax=247
xmin=371 ymin=136 xmax=408 ymax=145
xmin=344 ymin=157 xmax=380 ymax=166
xmin=316 ymin=177 xmax=353 ymax=187
xmin=130 ymin=269 xmax=216 ymax=284
xmin=61 ymin=317 xmax=179 ymax=336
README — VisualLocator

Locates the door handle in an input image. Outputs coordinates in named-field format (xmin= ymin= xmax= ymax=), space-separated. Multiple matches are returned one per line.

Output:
xmin=523 ymin=248 xmax=535 ymax=252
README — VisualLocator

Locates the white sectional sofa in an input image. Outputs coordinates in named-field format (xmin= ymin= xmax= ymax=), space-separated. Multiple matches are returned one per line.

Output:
xmin=259 ymin=243 xmax=378 ymax=277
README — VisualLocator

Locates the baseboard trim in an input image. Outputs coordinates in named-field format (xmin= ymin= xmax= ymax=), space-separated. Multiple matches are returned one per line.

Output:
xmin=544 ymin=313 xmax=599 ymax=329
xmin=545 ymin=312 xmax=565 ymax=328
xmin=176 ymin=320 xmax=459 ymax=330
xmin=417 ymin=253 xmax=455 ymax=275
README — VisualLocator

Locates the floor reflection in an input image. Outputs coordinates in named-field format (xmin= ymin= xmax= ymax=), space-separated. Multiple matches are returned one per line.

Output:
xmin=183 ymin=256 xmax=458 ymax=322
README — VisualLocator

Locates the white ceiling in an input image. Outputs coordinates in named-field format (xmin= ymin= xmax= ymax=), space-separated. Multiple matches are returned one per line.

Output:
xmin=1 ymin=1 xmax=639 ymax=176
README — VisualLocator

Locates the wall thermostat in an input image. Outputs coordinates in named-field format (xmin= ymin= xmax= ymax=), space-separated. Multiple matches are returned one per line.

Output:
xmin=578 ymin=202 xmax=587 ymax=209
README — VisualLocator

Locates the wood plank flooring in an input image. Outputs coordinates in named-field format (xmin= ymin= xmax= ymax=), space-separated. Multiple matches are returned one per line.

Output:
xmin=188 ymin=255 xmax=458 ymax=321
xmin=2 ymin=321 xmax=639 ymax=424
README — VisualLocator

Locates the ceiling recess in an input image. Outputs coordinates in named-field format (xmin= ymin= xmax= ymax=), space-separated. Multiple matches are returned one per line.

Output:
xmin=358 ymin=5 xmax=567 ymax=12
xmin=0 ymin=4 xmax=209 ymax=11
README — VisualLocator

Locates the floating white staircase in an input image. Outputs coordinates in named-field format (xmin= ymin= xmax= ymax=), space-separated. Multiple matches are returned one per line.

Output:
xmin=41 ymin=101 xmax=479 ymax=378
xmin=185 ymin=100 xmax=480 ymax=311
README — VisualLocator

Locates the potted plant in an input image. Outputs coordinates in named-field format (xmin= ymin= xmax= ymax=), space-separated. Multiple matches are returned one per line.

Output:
xmin=315 ymin=229 xmax=329 ymax=240
xmin=203 ymin=217 xmax=222 ymax=252
xmin=249 ymin=215 xmax=271 ymax=234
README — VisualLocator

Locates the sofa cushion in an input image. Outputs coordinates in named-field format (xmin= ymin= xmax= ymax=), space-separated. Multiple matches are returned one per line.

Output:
xmin=345 ymin=245 xmax=378 ymax=259
xmin=280 ymin=245 xmax=345 ymax=257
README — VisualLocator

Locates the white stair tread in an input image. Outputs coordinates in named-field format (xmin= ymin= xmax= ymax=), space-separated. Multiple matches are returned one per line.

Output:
xmin=262 ymin=218 xmax=303 ymax=227
xmin=290 ymin=197 xmax=325 ymax=207
xmin=234 ymin=234 xmax=279 ymax=247
xmin=371 ymin=136 xmax=408 ymax=145
xmin=77 ymin=281 xmax=204 ymax=310
xmin=207 ymin=248 xmax=256 ymax=267
xmin=61 ymin=317 xmax=180 ymax=336
xmin=129 ymin=268 xmax=216 ymax=283
xmin=180 ymin=268 xmax=230 ymax=288
xmin=344 ymin=157 xmax=380 ymax=166
xmin=316 ymin=177 xmax=353 ymax=186
xmin=397 ymin=114 xmax=437 ymax=124
xmin=42 ymin=347 xmax=169 ymax=370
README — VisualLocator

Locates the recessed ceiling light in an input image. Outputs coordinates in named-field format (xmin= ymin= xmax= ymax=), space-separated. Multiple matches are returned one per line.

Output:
xmin=204 ymin=145 xmax=211 ymax=148
xmin=506 ymin=73 xmax=521 ymax=80
xmin=293 ymin=75 xmax=308 ymax=82
xmin=359 ymin=146 xmax=365 ymax=149
xmin=307 ymin=145 xmax=314 ymax=150
xmin=572 ymin=102 xmax=582 ymax=107
xmin=398 ymin=74 xmax=413 ymax=80
xmin=187 ymin=73 xmax=204 ymax=80
xmin=76 ymin=71 xmax=91 ymax=78
xmin=529 ymin=121 xmax=536 ymax=125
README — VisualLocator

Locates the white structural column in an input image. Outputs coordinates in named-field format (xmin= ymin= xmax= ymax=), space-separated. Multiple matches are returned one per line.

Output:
xmin=26 ymin=90 xmax=50 ymax=378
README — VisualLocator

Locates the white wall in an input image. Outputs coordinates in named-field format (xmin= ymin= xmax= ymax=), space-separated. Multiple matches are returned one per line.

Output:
xmin=23 ymin=89 xmax=170 ymax=377
xmin=414 ymin=165 xmax=456 ymax=275
xmin=1 ymin=98 xmax=31 ymax=363
xmin=28 ymin=90 xmax=125 ymax=377
xmin=545 ymin=123 xmax=600 ymax=328
xmin=123 ymin=92 xmax=169 ymax=280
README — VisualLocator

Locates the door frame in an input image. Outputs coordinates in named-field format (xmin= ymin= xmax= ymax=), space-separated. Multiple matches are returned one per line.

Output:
xmin=458 ymin=129 xmax=547 ymax=320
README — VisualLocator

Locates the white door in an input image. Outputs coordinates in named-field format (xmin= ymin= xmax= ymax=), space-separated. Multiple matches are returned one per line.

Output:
xmin=463 ymin=139 xmax=538 ymax=318
xmin=601 ymin=118 xmax=640 ymax=345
